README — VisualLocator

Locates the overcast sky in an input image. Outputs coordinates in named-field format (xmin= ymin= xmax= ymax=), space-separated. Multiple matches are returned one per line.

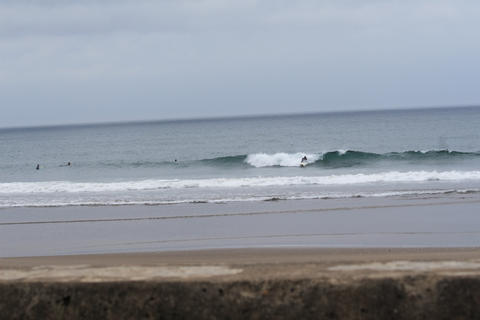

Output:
xmin=1 ymin=0 xmax=480 ymax=127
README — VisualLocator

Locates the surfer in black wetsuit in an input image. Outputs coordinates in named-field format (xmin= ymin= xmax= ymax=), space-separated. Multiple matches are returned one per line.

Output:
xmin=36 ymin=164 xmax=40 ymax=170
xmin=300 ymin=156 xmax=308 ymax=167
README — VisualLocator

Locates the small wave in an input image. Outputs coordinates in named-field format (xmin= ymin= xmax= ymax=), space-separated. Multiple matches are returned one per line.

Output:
xmin=1 ymin=188 xmax=479 ymax=208
xmin=199 ymin=155 xmax=247 ymax=167
xmin=2 ymin=170 xmax=480 ymax=194
xmin=318 ymin=150 xmax=381 ymax=168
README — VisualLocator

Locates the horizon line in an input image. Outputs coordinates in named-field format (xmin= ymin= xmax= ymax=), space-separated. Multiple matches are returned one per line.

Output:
xmin=1 ymin=104 xmax=479 ymax=131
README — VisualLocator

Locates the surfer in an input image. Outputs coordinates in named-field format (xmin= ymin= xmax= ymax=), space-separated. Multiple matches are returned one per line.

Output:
xmin=300 ymin=156 xmax=308 ymax=167
xmin=36 ymin=164 xmax=40 ymax=170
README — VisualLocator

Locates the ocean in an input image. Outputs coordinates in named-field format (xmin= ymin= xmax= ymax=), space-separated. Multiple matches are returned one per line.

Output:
xmin=1 ymin=106 xmax=480 ymax=208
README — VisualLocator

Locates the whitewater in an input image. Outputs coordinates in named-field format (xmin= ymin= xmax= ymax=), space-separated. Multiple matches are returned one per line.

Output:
xmin=2 ymin=170 xmax=480 ymax=194
xmin=245 ymin=152 xmax=323 ymax=167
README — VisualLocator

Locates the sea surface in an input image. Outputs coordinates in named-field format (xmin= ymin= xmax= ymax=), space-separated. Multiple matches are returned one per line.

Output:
xmin=1 ymin=106 xmax=480 ymax=208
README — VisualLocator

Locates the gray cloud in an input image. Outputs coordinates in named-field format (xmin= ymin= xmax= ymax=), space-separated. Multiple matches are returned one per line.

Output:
xmin=1 ymin=0 xmax=480 ymax=127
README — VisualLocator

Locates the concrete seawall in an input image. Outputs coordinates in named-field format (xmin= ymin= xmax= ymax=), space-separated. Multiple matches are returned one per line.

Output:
xmin=1 ymin=248 xmax=480 ymax=319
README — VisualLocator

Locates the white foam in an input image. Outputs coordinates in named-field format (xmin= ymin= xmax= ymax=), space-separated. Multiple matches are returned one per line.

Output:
xmin=1 ymin=170 xmax=480 ymax=194
xmin=245 ymin=152 xmax=321 ymax=167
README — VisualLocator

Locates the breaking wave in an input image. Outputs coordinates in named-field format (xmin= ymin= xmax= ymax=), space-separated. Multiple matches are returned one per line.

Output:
xmin=244 ymin=150 xmax=480 ymax=168
xmin=245 ymin=152 xmax=322 ymax=167
xmin=193 ymin=149 xmax=480 ymax=168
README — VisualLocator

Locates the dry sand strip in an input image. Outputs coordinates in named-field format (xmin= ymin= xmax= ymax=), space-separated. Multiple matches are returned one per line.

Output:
xmin=2 ymin=248 xmax=480 ymax=319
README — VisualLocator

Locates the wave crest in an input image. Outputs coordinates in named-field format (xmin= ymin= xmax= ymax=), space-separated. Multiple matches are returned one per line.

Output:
xmin=244 ymin=150 xmax=480 ymax=168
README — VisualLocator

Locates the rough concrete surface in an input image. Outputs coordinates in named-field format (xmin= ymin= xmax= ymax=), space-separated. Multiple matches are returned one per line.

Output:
xmin=1 ymin=248 xmax=480 ymax=319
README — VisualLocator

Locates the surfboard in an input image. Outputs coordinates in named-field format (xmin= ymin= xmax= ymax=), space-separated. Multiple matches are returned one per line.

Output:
xmin=300 ymin=162 xmax=306 ymax=167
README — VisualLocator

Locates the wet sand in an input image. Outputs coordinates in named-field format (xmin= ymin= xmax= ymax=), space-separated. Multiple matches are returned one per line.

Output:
xmin=1 ymin=193 xmax=480 ymax=257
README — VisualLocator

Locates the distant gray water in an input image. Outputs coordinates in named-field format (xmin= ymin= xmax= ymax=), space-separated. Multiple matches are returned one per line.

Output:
xmin=1 ymin=106 xmax=480 ymax=207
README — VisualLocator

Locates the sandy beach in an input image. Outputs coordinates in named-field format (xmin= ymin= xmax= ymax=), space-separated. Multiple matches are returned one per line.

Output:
xmin=1 ymin=194 xmax=480 ymax=319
